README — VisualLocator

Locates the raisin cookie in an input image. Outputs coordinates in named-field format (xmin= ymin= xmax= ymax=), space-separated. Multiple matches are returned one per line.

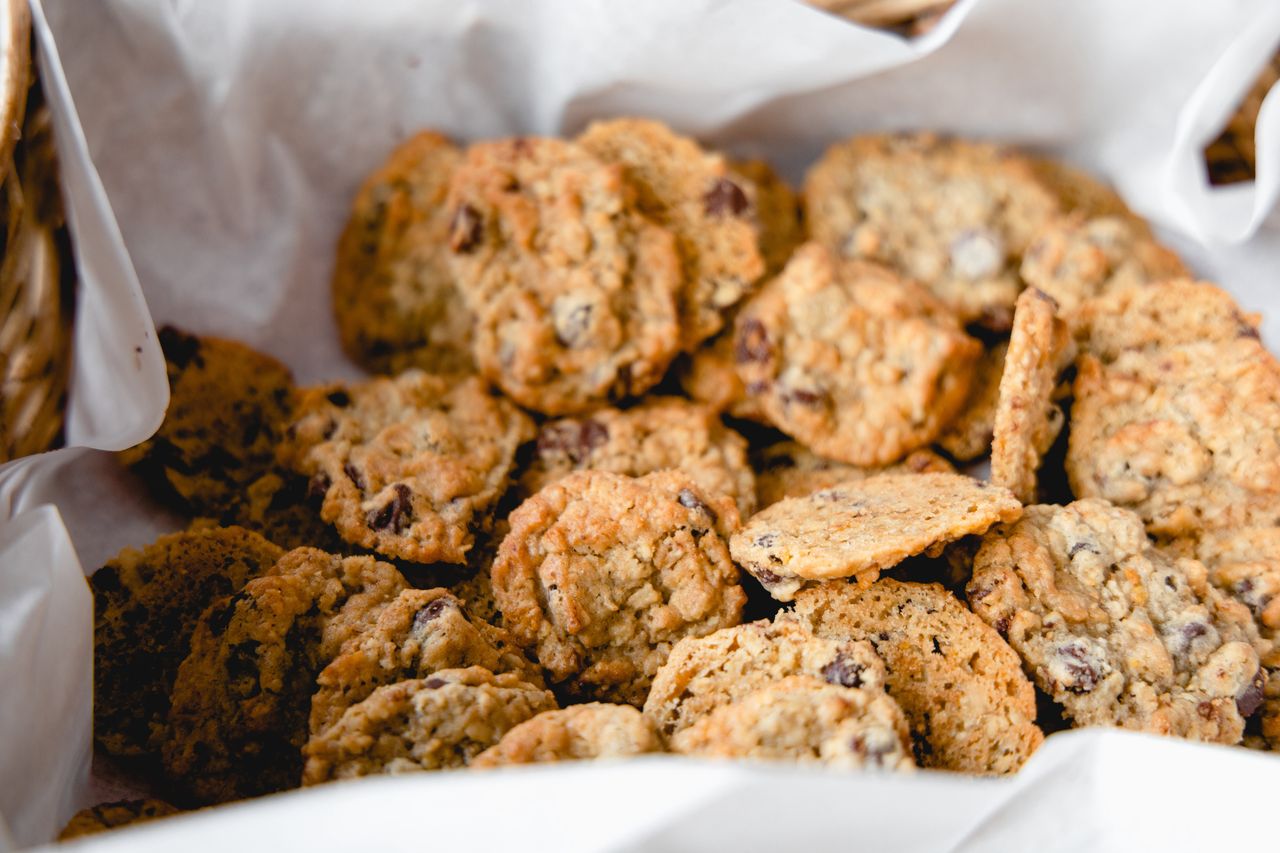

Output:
xmin=670 ymin=676 xmax=915 ymax=771
xmin=729 ymin=157 xmax=805 ymax=277
xmin=643 ymin=618 xmax=885 ymax=738
xmin=302 ymin=667 xmax=556 ymax=783
xmin=118 ymin=327 xmax=295 ymax=518
xmin=794 ymin=579 xmax=1044 ymax=774
xmin=935 ymin=341 xmax=1007 ymax=463
xmin=732 ymin=243 xmax=981 ymax=466
xmin=92 ymin=526 xmax=283 ymax=758
xmin=804 ymin=133 xmax=1061 ymax=328
xmin=445 ymin=136 xmax=681 ymax=414
xmin=282 ymin=371 xmax=533 ymax=564
xmin=332 ymin=131 xmax=474 ymax=375
xmin=163 ymin=548 xmax=405 ymax=803
xmin=968 ymin=500 xmax=1265 ymax=743
xmin=472 ymin=703 xmax=661 ymax=767
xmin=521 ymin=397 xmax=756 ymax=518
xmin=492 ymin=470 xmax=746 ymax=705
xmin=58 ymin=800 xmax=180 ymax=840
xmin=309 ymin=587 xmax=542 ymax=735
xmin=578 ymin=118 xmax=765 ymax=349
xmin=730 ymin=472 xmax=1022 ymax=601
xmin=753 ymin=442 xmax=953 ymax=510
xmin=990 ymin=288 xmax=1075 ymax=504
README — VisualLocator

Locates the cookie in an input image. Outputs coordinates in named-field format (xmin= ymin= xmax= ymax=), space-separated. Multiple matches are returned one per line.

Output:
xmin=118 ymin=327 xmax=295 ymax=518
xmin=643 ymin=618 xmax=885 ymax=738
xmin=58 ymin=799 xmax=180 ymax=840
xmin=731 ymin=243 xmax=981 ymax=466
xmin=579 ymin=118 xmax=765 ymax=349
xmin=282 ymin=371 xmax=534 ymax=564
xmin=471 ymin=703 xmax=661 ymax=767
xmin=670 ymin=676 xmax=914 ymax=770
xmin=935 ymin=341 xmax=1007 ymax=463
xmin=1025 ymin=157 xmax=1143 ymax=226
xmin=445 ymin=136 xmax=681 ymax=414
xmin=730 ymin=472 xmax=1022 ymax=601
xmin=804 ymin=133 xmax=1061 ymax=328
xmin=989 ymin=288 xmax=1075 ymax=504
xmin=1020 ymin=215 xmax=1188 ymax=321
xmin=226 ymin=470 xmax=351 ymax=553
xmin=730 ymin=157 xmax=805 ymax=276
xmin=492 ymin=470 xmax=746 ymax=705
xmin=968 ymin=500 xmax=1265 ymax=743
xmin=678 ymin=329 xmax=769 ymax=423
xmin=521 ymin=397 xmax=756 ymax=518
xmin=794 ymin=579 xmax=1044 ymax=774
xmin=332 ymin=131 xmax=474 ymax=375
xmin=302 ymin=667 xmax=556 ymax=783
xmin=753 ymin=442 xmax=953 ymax=510
xmin=309 ymin=587 xmax=542 ymax=736
xmin=91 ymin=526 xmax=284 ymax=759
xmin=163 ymin=548 xmax=406 ymax=803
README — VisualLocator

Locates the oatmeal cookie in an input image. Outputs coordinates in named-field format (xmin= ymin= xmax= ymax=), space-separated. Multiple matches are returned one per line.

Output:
xmin=753 ymin=442 xmax=952 ymax=510
xmin=445 ymin=136 xmax=681 ymax=414
xmin=730 ymin=157 xmax=805 ymax=276
xmin=282 ymin=371 xmax=533 ymax=565
xmin=472 ymin=703 xmax=661 ymax=767
xmin=732 ymin=243 xmax=981 ymax=466
xmin=58 ymin=800 xmax=180 ymax=840
xmin=730 ymin=472 xmax=1021 ymax=601
xmin=678 ymin=329 xmax=769 ymax=423
xmin=936 ymin=341 xmax=1007 ymax=463
xmin=492 ymin=470 xmax=746 ymax=705
xmin=302 ymin=667 xmax=556 ymax=782
xmin=794 ymin=579 xmax=1044 ymax=774
xmin=804 ymin=133 xmax=1061 ymax=328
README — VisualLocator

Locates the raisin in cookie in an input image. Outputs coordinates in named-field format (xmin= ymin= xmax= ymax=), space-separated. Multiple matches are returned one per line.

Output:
xmin=521 ymin=397 xmax=756 ymax=518
xmin=732 ymin=243 xmax=981 ymax=466
xmin=163 ymin=548 xmax=405 ymax=803
xmin=730 ymin=472 xmax=1021 ymax=601
xmin=990 ymin=288 xmax=1075 ymax=504
xmin=643 ymin=618 xmax=885 ymax=738
xmin=332 ymin=131 xmax=474 ymax=375
xmin=302 ymin=667 xmax=556 ymax=783
xmin=578 ymin=118 xmax=765 ymax=349
xmin=58 ymin=800 xmax=180 ymax=840
xmin=92 ymin=526 xmax=283 ymax=759
xmin=472 ymin=703 xmax=661 ymax=767
xmin=119 ymin=327 xmax=295 ymax=518
xmin=753 ymin=442 xmax=953 ymax=510
xmin=969 ymin=500 xmax=1265 ymax=743
xmin=794 ymin=579 xmax=1044 ymax=775
xmin=670 ymin=676 xmax=914 ymax=771
xmin=935 ymin=341 xmax=1007 ymax=463
xmin=804 ymin=133 xmax=1061 ymax=328
xmin=492 ymin=470 xmax=746 ymax=705
xmin=445 ymin=136 xmax=681 ymax=415
xmin=282 ymin=371 xmax=533 ymax=565
xmin=309 ymin=587 xmax=542 ymax=735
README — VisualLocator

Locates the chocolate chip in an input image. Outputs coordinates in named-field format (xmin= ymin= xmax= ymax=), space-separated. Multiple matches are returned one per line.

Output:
xmin=411 ymin=597 xmax=455 ymax=634
xmin=536 ymin=419 xmax=608 ymax=464
xmin=423 ymin=677 xmax=447 ymax=689
xmin=307 ymin=472 xmax=332 ymax=505
xmin=677 ymin=488 xmax=715 ymax=520
xmin=449 ymin=204 xmax=483 ymax=253
xmin=735 ymin=319 xmax=772 ymax=364
xmin=930 ymin=637 xmax=944 ymax=655
xmin=367 ymin=483 xmax=413 ymax=533
xmin=326 ymin=390 xmax=351 ymax=407
xmin=343 ymin=463 xmax=364 ymax=492
xmin=158 ymin=325 xmax=201 ymax=370
xmin=1237 ymin=669 xmax=1266 ymax=717
xmin=822 ymin=654 xmax=866 ymax=688
xmin=704 ymin=178 xmax=749 ymax=217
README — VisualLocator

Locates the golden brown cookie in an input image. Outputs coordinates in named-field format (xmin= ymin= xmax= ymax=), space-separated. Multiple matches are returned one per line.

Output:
xmin=752 ymin=442 xmax=953 ymax=510
xmin=730 ymin=157 xmax=805 ymax=276
xmin=471 ymin=703 xmax=661 ymax=767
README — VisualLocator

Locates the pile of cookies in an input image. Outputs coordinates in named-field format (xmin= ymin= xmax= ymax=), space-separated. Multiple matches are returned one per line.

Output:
xmin=74 ymin=120 xmax=1280 ymax=836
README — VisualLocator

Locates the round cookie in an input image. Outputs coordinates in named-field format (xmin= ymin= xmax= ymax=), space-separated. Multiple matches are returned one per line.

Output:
xmin=302 ymin=667 xmax=557 ymax=783
xmin=309 ymin=587 xmax=542 ymax=736
xmin=731 ymin=243 xmax=981 ymax=466
xmin=118 ymin=326 xmax=295 ymax=518
xmin=578 ymin=118 xmax=766 ymax=350
xmin=472 ymin=703 xmax=661 ymax=767
xmin=936 ymin=340 xmax=1007 ymax=463
xmin=803 ymin=132 xmax=1061 ymax=328
xmin=643 ymin=618 xmax=886 ymax=738
xmin=445 ymin=136 xmax=681 ymax=415
xmin=58 ymin=800 xmax=180 ymax=841
xmin=793 ymin=578 xmax=1044 ymax=775
xmin=521 ymin=397 xmax=757 ymax=518
xmin=729 ymin=157 xmax=805 ymax=277
xmin=968 ymin=500 xmax=1265 ymax=744
xmin=492 ymin=470 xmax=746 ymax=705
xmin=730 ymin=472 xmax=1022 ymax=601
xmin=282 ymin=371 xmax=534 ymax=565
xmin=91 ymin=526 xmax=284 ymax=759
xmin=331 ymin=130 xmax=474 ymax=375
xmin=753 ymin=442 xmax=953 ymax=510
xmin=163 ymin=548 xmax=406 ymax=804
xmin=670 ymin=676 xmax=915 ymax=771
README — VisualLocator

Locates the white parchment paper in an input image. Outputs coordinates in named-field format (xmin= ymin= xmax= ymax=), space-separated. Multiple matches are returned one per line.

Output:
xmin=5 ymin=0 xmax=1280 ymax=848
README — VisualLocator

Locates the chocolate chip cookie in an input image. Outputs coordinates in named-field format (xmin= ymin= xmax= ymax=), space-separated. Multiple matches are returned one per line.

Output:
xmin=492 ymin=470 xmax=746 ymax=705
xmin=472 ymin=703 xmax=661 ymax=767
xmin=752 ymin=442 xmax=953 ymax=510
xmin=732 ymin=243 xmax=981 ymax=466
